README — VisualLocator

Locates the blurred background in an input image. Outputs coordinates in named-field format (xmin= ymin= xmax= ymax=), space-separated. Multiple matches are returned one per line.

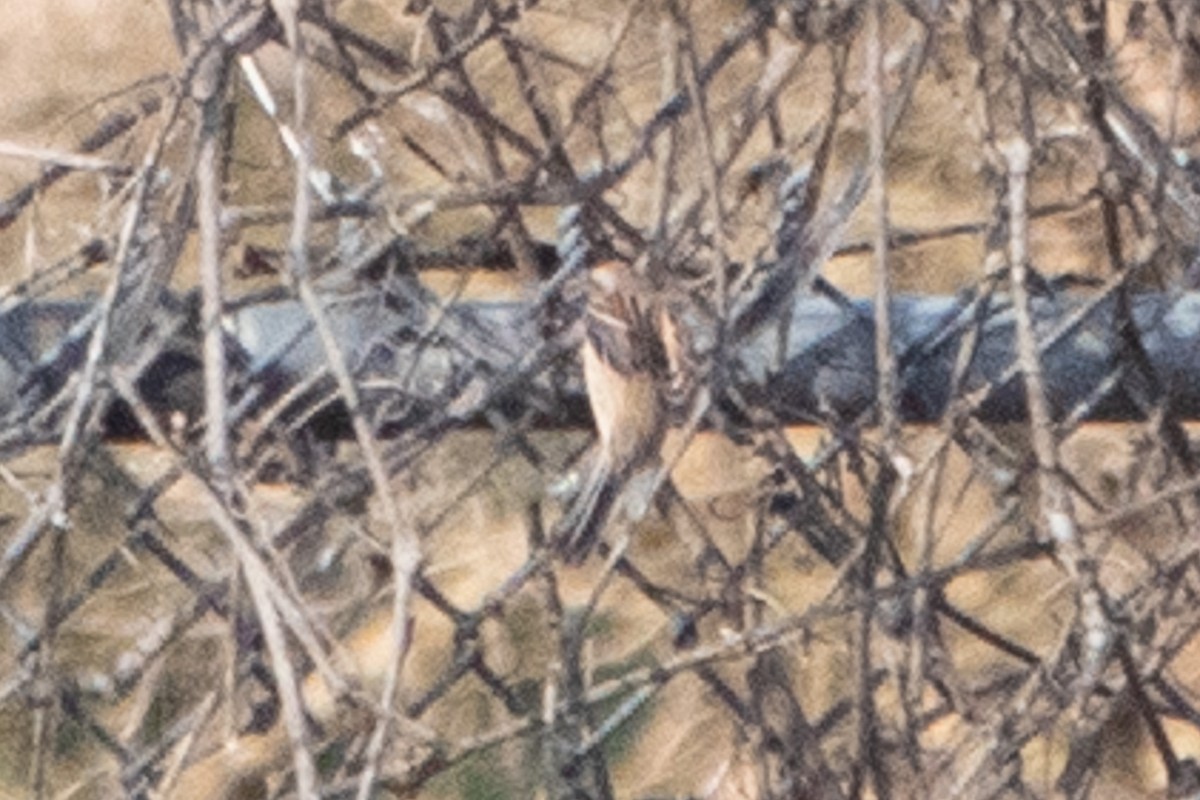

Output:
xmin=3 ymin=1 xmax=1200 ymax=799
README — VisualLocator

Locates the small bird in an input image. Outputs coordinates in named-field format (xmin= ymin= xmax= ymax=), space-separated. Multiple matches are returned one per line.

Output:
xmin=555 ymin=260 xmax=678 ymax=563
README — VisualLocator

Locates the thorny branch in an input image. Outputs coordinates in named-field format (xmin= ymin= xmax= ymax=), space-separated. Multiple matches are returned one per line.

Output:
xmin=3 ymin=0 xmax=1200 ymax=798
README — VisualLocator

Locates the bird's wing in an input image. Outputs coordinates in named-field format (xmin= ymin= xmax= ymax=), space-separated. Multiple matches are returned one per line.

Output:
xmin=585 ymin=292 xmax=670 ymax=377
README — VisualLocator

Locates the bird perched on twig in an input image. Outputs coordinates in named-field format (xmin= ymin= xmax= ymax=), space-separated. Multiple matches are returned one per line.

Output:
xmin=555 ymin=260 xmax=681 ymax=563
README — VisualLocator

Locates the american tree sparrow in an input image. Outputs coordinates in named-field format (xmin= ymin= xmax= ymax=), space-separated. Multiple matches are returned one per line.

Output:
xmin=556 ymin=260 xmax=681 ymax=562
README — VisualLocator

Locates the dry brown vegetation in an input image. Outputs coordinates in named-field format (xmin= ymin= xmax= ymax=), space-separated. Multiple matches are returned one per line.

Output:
xmin=5 ymin=1 xmax=1200 ymax=799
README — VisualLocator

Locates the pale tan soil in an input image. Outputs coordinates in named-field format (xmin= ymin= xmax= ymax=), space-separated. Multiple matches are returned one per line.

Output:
xmin=2 ymin=423 xmax=1196 ymax=797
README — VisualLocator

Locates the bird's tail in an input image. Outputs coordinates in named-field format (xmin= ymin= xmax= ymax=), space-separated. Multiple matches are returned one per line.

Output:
xmin=554 ymin=462 xmax=622 ymax=564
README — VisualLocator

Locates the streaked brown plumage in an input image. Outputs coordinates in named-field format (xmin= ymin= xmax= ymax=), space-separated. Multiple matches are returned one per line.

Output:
xmin=556 ymin=260 xmax=676 ymax=562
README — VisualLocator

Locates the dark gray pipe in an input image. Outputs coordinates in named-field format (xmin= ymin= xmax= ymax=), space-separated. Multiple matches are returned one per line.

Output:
xmin=2 ymin=289 xmax=1199 ymax=436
